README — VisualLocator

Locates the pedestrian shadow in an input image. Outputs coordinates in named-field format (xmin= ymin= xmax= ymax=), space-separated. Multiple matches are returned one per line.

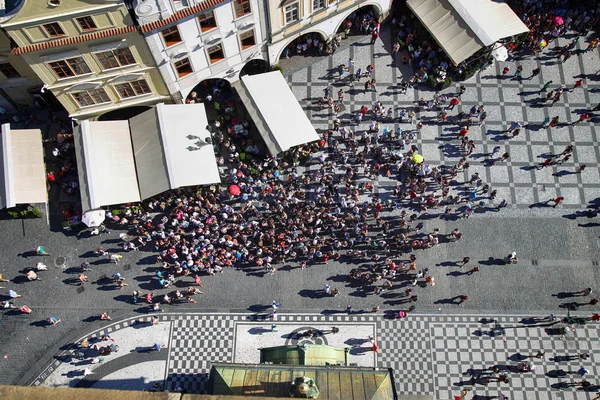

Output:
xmin=546 ymin=369 xmax=568 ymax=378
xmin=30 ymin=320 xmax=50 ymax=328
xmin=559 ymin=302 xmax=590 ymax=310
xmin=349 ymin=346 xmax=372 ymax=355
xmin=344 ymin=338 xmax=369 ymax=346
xmin=248 ymin=327 xmax=272 ymax=335
xmin=478 ymin=257 xmax=505 ymax=266
xmin=62 ymin=278 xmax=82 ymax=286
xmin=17 ymin=251 xmax=40 ymax=259
xmin=11 ymin=275 xmax=30 ymax=284
xmin=434 ymin=296 xmax=462 ymax=305
xmin=529 ymin=200 xmax=552 ymax=208
xmin=552 ymin=291 xmax=581 ymax=299
xmin=553 ymin=170 xmax=574 ymax=177
xmin=520 ymin=165 xmax=538 ymax=171
xmin=446 ymin=270 xmax=470 ymax=277
xmin=320 ymin=309 xmax=347 ymax=315
xmin=383 ymin=298 xmax=411 ymax=306
xmin=79 ymin=251 xmax=98 ymax=258
xmin=507 ymin=353 xmax=528 ymax=362
xmin=436 ymin=261 xmax=459 ymax=267
xmin=298 ymin=289 xmax=329 ymax=299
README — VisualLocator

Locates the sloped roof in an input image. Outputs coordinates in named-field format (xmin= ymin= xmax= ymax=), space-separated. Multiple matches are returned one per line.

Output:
xmin=209 ymin=363 xmax=395 ymax=400
xmin=407 ymin=0 xmax=528 ymax=65
xmin=0 ymin=124 xmax=46 ymax=209
xmin=11 ymin=26 xmax=136 ymax=55
xmin=236 ymin=71 xmax=319 ymax=156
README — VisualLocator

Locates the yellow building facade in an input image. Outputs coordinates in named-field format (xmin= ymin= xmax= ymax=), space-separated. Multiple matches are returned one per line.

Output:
xmin=0 ymin=0 xmax=171 ymax=120
xmin=0 ymin=28 xmax=41 ymax=112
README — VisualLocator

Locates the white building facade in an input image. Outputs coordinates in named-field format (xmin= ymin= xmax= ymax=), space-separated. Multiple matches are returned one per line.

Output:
xmin=132 ymin=0 xmax=268 ymax=102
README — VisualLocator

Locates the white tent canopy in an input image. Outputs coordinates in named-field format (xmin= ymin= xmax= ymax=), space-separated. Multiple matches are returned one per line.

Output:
xmin=407 ymin=0 xmax=529 ymax=65
xmin=74 ymin=120 xmax=141 ymax=212
xmin=236 ymin=71 xmax=319 ymax=155
xmin=129 ymin=103 xmax=221 ymax=200
xmin=0 ymin=124 xmax=47 ymax=209
xmin=75 ymin=104 xmax=221 ymax=212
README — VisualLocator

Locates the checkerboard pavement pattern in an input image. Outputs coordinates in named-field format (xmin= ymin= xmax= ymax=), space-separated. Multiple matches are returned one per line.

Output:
xmin=31 ymin=312 xmax=600 ymax=398
xmin=285 ymin=25 xmax=600 ymax=210
xmin=166 ymin=315 xmax=235 ymax=393
xmin=153 ymin=313 xmax=600 ymax=398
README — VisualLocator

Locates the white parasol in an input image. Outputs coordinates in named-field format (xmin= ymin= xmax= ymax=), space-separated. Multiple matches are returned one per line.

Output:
xmin=81 ymin=208 xmax=106 ymax=227
xmin=491 ymin=43 xmax=508 ymax=62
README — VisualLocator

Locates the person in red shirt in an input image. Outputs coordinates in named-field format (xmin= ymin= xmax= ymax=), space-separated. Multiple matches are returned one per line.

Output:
xmin=575 ymin=113 xmax=589 ymax=124
xmin=449 ymin=97 xmax=460 ymax=110
xmin=551 ymin=196 xmax=564 ymax=208
xmin=572 ymin=79 xmax=583 ymax=91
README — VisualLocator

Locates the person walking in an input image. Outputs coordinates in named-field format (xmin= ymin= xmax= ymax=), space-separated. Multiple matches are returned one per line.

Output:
xmin=572 ymin=79 xmax=583 ymax=91
xmin=539 ymin=80 xmax=553 ymax=93
xmin=548 ymin=116 xmax=559 ymax=128
xmin=576 ymin=164 xmax=586 ymax=174
xmin=501 ymin=66 xmax=510 ymax=77
xmin=529 ymin=67 xmax=541 ymax=80
xmin=448 ymin=97 xmax=460 ymax=110
xmin=542 ymin=115 xmax=551 ymax=128
xmin=514 ymin=65 xmax=523 ymax=79
xmin=550 ymin=196 xmax=564 ymax=208
xmin=574 ymin=113 xmax=589 ymax=124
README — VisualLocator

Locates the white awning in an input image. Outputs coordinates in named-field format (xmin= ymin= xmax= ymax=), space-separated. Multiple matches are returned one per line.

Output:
xmin=237 ymin=71 xmax=319 ymax=155
xmin=129 ymin=103 xmax=221 ymax=200
xmin=407 ymin=0 xmax=529 ymax=65
xmin=74 ymin=120 xmax=141 ymax=212
xmin=0 ymin=124 xmax=46 ymax=209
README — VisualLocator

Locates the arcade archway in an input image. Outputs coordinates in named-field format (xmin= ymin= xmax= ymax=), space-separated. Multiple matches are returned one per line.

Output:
xmin=335 ymin=4 xmax=382 ymax=38
xmin=239 ymin=59 xmax=270 ymax=78
xmin=97 ymin=106 xmax=151 ymax=121
xmin=278 ymin=31 xmax=328 ymax=62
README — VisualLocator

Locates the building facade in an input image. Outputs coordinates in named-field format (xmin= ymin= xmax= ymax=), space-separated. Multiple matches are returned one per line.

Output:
xmin=132 ymin=0 xmax=268 ymax=102
xmin=0 ymin=0 xmax=171 ymax=120
xmin=0 ymin=28 xmax=42 ymax=113
xmin=266 ymin=0 xmax=392 ymax=63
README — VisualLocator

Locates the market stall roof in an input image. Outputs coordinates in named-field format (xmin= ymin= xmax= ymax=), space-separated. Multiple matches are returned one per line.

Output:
xmin=0 ymin=124 xmax=46 ymax=209
xmin=407 ymin=0 xmax=529 ymax=65
xmin=74 ymin=120 xmax=141 ymax=212
xmin=236 ymin=71 xmax=319 ymax=155
xmin=128 ymin=103 xmax=221 ymax=200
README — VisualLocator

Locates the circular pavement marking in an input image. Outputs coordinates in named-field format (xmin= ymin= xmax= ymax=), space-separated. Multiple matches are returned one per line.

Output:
xmin=54 ymin=256 xmax=66 ymax=268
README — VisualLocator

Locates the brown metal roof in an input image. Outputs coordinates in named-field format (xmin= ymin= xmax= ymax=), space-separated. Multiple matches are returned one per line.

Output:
xmin=140 ymin=0 xmax=228 ymax=33
xmin=11 ymin=26 xmax=137 ymax=55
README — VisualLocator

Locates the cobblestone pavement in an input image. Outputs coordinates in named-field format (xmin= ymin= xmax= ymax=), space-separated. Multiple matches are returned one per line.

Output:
xmin=0 ymin=23 xmax=599 ymax=395
xmin=285 ymin=25 xmax=600 ymax=210
xmin=32 ymin=312 xmax=600 ymax=399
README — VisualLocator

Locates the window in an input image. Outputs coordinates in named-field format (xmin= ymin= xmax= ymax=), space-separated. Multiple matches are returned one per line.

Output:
xmin=43 ymin=23 xmax=65 ymax=37
xmin=312 ymin=0 xmax=326 ymax=11
xmin=114 ymin=79 xmax=152 ymax=99
xmin=161 ymin=26 xmax=182 ymax=47
xmin=233 ymin=0 xmax=251 ymax=18
xmin=198 ymin=10 xmax=216 ymax=32
xmin=0 ymin=63 xmax=21 ymax=78
xmin=174 ymin=58 xmax=193 ymax=77
xmin=284 ymin=3 xmax=299 ymax=25
xmin=76 ymin=16 xmax=97 ymax=31
xmin=207 ymin=43 xmax=225 ymax=64
xmin=71 ymin=89 xmax=110 ymax=107
xmin=94 ymin=48 xmax=136 ymax=70
xmin=48 ymin=57 xmax=91 ymax=78
xmin=239 ymin=30 xmax=255 ymax=50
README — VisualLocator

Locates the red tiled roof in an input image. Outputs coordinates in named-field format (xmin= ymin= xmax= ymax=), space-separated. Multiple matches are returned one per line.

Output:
xmin=11 ymin=26 xmax=137 ymax=55
xmin=140 ymin=0 xmax=228 ymax=33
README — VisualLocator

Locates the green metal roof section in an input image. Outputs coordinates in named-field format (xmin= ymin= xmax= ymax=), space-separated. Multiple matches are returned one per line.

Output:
xmin=209 ymin=363 xmax=395 ymax=400
xmin=259 ymin=344 xmax=350 ymax=366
